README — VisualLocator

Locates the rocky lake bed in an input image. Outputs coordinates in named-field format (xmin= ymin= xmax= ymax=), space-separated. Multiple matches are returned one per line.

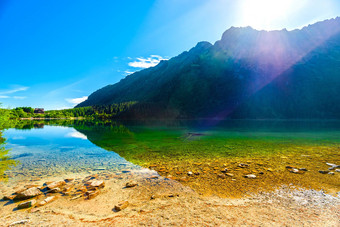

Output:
xmin=0 ymin=121 xmax=340 ymax=226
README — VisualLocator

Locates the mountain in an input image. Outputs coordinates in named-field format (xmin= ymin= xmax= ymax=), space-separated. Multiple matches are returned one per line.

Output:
xmin=77 ymin=18 xmax=340 ymax=119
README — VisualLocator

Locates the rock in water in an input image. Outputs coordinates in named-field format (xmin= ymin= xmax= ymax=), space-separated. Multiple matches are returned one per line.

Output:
xmin=15 ymin=187 xmax=42 ymax=200
xmin=46 ymin=181 xmax=66 ymax=190
xmin=3 ymin=194 xmax=16 ymax=200
xmin=90 ymin=180 xmax=105 ymax=188
xmin=114 ymin=201 xmax=129 ymax=211
xmin=238 ymin=163 xmax=249 ymax=168
xmin=17 ymin=199 xmax=36 ymax=209
xmin=38 ymin=196 xmax=56 ymax=206
xmin=319 ymin=170 xmax=330 ymax=174
xmin=244 ymin=174 xmax=256 ymax=179
xmin=85 ymin=190 xmax=100 ymax=200
xmin=126 ymin=181 xmax=138 ymax=188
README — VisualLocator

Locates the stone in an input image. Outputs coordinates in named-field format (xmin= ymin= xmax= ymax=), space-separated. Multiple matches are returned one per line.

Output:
xmin=217 ymin=174 xmax=226 ymax=179
xmin=326 ymin=163 xmax=340 ymax=170
xmin=85 ymin=190 xmax=100 ymax=200
xmin=187 ymin=171 xmax=193 ymax=176
xmin=328 ymin=172 xmax=335 ymax=175
xmin=9 ymin=219 xmax=29 ymax=226
xmin=17 ymin=199 xmax=36 ymax=209
xmin=114 ymin=201 xmax=129 ymax=211
xmin=46 ymin=181 xmax=66 ymax=190
xmin=38 ymin=196 xmax=56 ymax=206
xmin=221 ymin=168 xmax=228 ymax=173
xmin=90 ymin=180 xmax=105 ymax=188
xmin=15 ymin=187 xmax=42 ymax=200
xmin=319 ymin=170 xmax=330 ymax=174
xmin=226 ymin=173 xmax=234 ymax=177
xmin=335 ymin=169 xmax=340 ymax=172
xmin=46 ymin=187 xmax=61 ymax=193
xmin=290 ymin=168 xmax=300 ymax=174
xmin=238 ymin=163 xmax=249 ymax=168
xmin=244 ymin=174 xmax=256 ymax=179
xmin=126 ymin=181 xmax=138 ymax=188
xmin=299 ymin=168 xmax=308 ymax=171
xmin=3 ymin=194 xmax=16 ymax=200
xmin=64 ymin=178 xmax=74 ymax=183
xmin=285 ymin=166 xmax=294 ymax=169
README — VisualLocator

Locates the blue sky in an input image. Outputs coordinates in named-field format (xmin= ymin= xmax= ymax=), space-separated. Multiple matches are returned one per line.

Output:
xmin=1 ymin=0 xmax=339 ymax=110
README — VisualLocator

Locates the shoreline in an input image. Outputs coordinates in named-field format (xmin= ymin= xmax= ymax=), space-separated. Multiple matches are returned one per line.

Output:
xmin=1 ymin=169 xmax=339 ymax=226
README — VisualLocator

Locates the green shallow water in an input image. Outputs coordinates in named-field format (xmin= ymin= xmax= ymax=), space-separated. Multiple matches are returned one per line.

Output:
xmin=1 ymin=119 xmax=340 ymax=197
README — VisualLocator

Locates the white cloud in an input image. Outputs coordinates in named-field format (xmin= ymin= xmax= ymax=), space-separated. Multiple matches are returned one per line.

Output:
xmin=0 ymin=86 xmax=29 ymax=95
xmin=66 ymin=96 xmax=88 ymax=105
xmin=0 ymin=95 xmax=9 ymax=99
xmin=128 ymin=55 xmax=168 ymax=69
xmin=66 ymin=131 xmax=87 ymax=140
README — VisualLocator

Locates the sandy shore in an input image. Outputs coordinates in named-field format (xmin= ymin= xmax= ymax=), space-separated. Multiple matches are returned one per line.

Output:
xmin=0 ymin=170 xmax=339 ymax=226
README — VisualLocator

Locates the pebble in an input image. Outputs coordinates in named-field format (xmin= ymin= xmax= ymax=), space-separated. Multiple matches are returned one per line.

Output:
xmin=299 ymin=168 xmax=308 ymax=171
xmin=126 ymin=181 xmax=138 ymax=188
xmin=17 ymin=199 xmax=36 ymax=209
xmin=39 ymin=196 xmax=56 ymax=206
xmin=319 ymin=170 xmax=330 ymax=174
xmin=335 ymin=169 xmax=340 ymax=172
xmin=238 ymin=163 xmax=249 ymax=168
xmin=226 ymin=173 xmax=234 ymax=177
xmin=328 ymin=172 xmax=335 ymax=175
xmin=90 ymin=180 xmax=105 ymax=188
xmin=221 ymin=168 xmax=228 ymax=173
xmin=187 ymin=171 xmax=193 ymax=176
xmin=244 ymin=174 xmax=256 ymax=179
xmin=114 ymin=201 xmax=129 ymax=211
xmin=289 ymin=168 xmax=300 ymax=174
xmin=85 ymin=190 xmax=100 ymax=200
xmin=46 ymin=187 xmax=61 ymax=193
xmin=9 ymin=219 xmax=29 ymax=226
xmin=217 ymin=174 xmax=226 ymax=179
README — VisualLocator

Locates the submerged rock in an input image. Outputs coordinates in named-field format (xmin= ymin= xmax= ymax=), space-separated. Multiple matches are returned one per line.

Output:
xmin=90 ymin=180 xmax=105 ymax=188
xmin=46 ymin=187 xmax=61 ymax=193
xmin=85 ymin=190 xmax=100 ymax=200
xmin=46 ymin=181 xmax=66 ymax=190
xmin=38 ymin=196 xmax=56 ymax=206
xmin=17 ymin=199 xmax=36 ymax=209
xmin=15 ymin=187 xmax=42 ymax=200
xmin=244 ymin=174 xmax=256 ymax=179
xmin=114 ymin=201 xmax=129 ymax=211
xmin=3 ymin=194 xmax=16 ymax=200
xmin=126 ymin=181 xmax=138 ymax=188
xmin=319 ymin=170 xmax=330 ymax=174
xmin=217 ymin=174 xmax=226 ymax=179
xmin=238 ymin=163 xmax=249 ymax=168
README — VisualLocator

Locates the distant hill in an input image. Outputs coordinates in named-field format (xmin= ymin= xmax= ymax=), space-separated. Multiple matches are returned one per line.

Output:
xmin=77 ymin=18 xmax=340 ymax=119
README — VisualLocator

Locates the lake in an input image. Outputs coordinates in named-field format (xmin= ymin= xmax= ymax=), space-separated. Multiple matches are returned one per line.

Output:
xmin=1 ymin=120 xmax=340 ymax=198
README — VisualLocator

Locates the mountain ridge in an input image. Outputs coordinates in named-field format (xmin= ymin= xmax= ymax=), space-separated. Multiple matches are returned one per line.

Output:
xmin=77 ymin=17 xmax=340 ymax=119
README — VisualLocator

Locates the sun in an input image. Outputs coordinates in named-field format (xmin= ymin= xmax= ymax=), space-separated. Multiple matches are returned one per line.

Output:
xmin=239 ymin=0 xmax=298 ymax=30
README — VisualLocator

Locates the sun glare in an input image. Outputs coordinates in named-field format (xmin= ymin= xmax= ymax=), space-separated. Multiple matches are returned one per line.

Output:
xmin=240 ymin=0 xmax=301 ymax=30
